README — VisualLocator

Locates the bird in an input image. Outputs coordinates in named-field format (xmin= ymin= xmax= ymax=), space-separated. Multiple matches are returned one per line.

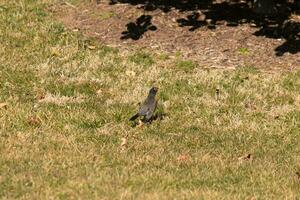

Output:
xmin=130 ymin=87 xmax=158 ymax=123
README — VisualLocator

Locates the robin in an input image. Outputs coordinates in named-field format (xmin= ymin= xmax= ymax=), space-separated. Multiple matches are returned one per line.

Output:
xmin=130 ymin=87 xmax=158 ymax=123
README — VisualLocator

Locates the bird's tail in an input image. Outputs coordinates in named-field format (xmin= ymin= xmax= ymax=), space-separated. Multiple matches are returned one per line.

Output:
xmin=130 ymin=113 xmax=139 ymax=121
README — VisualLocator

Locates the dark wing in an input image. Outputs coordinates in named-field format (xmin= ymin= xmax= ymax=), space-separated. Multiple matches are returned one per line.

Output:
xmin=138 ymin=97 xmax=152 ymax=116
xmin=145 ymin=100 xmax=157 ymax=121
xmin=129 ymin=113 xmax=139 ymax=121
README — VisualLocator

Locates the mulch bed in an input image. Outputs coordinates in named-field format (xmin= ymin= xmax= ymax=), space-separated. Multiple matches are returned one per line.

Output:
xmin=50 ymin=0 xmax=300 ymax=70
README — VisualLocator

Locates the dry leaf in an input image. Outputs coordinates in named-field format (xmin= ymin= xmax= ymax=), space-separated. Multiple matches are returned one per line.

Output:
xmin=163 ymin=100 xmax=170 ymax=109
xmin=125 ymin=70 xmax=136 ymax=77
xmin=177 ymin=153 xmax=191 ymax=164
xmin=96 ymin=89 xmax=102 ymax=95
xmin=87 ymin=45 xmax=96 ymax=50
xmin=120 ymin=137 xmax=127 ymax=151
xmin=36 ymin=93 xmax=45 ymax=100
xmin=120 ymin=138 xmax=127 ymax=147
xmin=238 ymin=153 xmax=252 ymax=161
xmin=51 ymin=47 xmax=60 ymax=56
xmin=0 ymin=103 xmax=8 ymax=109
xmin=27 ymin=116 xmax=41 ymax=126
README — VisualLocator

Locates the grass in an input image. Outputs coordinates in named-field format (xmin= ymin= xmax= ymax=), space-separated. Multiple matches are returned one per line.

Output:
xmin=0 ymin=0 xmax=300 ymax=199
xmin=176 ymin=60 xmax=197 ymax=72
xmin=238 ymin=47 xmax=250 ymax=55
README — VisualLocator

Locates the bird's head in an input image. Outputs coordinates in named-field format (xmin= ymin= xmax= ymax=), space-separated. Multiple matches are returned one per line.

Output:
xmin=149 ymin=87 xmax=158 ymax=95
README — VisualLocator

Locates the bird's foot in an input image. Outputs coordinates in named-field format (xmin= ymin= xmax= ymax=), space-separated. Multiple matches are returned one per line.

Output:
xmin=136 ymin=119 xmax=144 ymax=127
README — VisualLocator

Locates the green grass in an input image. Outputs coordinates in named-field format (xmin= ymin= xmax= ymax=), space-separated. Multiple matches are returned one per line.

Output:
xmin=129 ymin=51 xmax=154 ymax=67
xmin=98 ymin=11 xmax=116 ymax=20
xmin=0 ymin=0 xmax=300 ymax=199
xmin=238 ymin=47 xmax=250 ymax=55
xmin=176 ymin=60 xmax=197 ymax=72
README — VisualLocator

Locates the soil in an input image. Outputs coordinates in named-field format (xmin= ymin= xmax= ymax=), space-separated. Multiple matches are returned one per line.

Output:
xmin=49 ymin=0 xmax=300 ymax=70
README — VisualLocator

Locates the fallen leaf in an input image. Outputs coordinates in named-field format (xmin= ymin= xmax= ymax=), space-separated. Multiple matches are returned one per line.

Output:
xmin=51 ymin=47 xmax=60 ymax=56
xmin=238 ymin=153 xmax=252 ymax=161
xmin=177 ymin=153 xmax=191 ymax=164
xmin=163 ymin=100 xmax=170 ymax=109
xmin=125 ymin=70 xmax=136 ymax=77
xmin=120 ymin=137 xmax=127 ymax=151
xmin=36 ymin=93 xmax=45 ymax=100
xmin=96 ymin=89 xmax=102 ymax=95
xmin=27 ymin=116 xmax=41 ymax=126
xmin=120 ymin=137 xmax=127 ymax=147
xmin=87 ymin=45 xmax=96 ymax=50
xmin=0 ymin=103 xmax=8 ymax=109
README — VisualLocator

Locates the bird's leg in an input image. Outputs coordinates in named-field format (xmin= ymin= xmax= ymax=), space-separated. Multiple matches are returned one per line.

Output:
xmin=136 ymin=119 xmax=144 ymax=127
xmin=142 ymin=116 xmax=152 ymax=124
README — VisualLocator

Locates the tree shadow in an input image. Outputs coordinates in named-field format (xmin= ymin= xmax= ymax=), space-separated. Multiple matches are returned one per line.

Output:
xmin=177 ymin=12 xmax=209 ymax=31
xmin=176 ymin=2 xmax=255 ymax=30
xmin=110 ymin=0 xmax=213 ymax=12
xmin=113 ymin=0 xmax=300 ymax=55
xmin=275 ymin=39 xmax=300 ymax=56
xmin=254 ymin=19 xmax=300 ymax=56
xmin=121 ymin=14 xmax=157 ymax=40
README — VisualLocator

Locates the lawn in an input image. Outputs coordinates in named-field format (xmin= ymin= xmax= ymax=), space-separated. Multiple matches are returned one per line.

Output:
xmin=0 ymin=0 xmax=300 ymax=199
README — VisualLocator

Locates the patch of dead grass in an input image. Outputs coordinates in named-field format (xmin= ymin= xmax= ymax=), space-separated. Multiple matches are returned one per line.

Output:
xmin=38 ymin=93 xmax=86 ymax=105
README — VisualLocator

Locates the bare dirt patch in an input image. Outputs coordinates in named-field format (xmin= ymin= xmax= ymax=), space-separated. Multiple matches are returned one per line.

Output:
xmin=50 ymin=1 xmax=300 ymax=70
